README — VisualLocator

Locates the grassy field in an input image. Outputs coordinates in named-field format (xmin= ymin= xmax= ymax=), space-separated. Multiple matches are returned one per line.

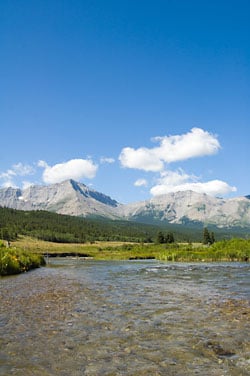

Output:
xmin=1 ymin=236 xmax=249 ymax=276
xmin=9 ymin=236 xmax=250 ymax=262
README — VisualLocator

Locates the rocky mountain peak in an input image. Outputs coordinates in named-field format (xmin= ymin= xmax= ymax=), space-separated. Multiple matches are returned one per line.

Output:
xmin=0 ymin=180 xmax=121 ymax=218
xmin=0 ymin=182 xmax=249 ymax=228
xmin=65 ymin=179 xmax=119 ymax=207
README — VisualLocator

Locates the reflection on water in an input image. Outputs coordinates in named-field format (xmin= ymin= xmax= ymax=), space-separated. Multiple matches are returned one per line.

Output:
xmin=0 ymin=260 xmax=249 ymax=375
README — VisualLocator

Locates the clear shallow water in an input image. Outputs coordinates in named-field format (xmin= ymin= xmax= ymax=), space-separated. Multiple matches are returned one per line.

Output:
xmin=0 ymin=260 xmax=249 ymax=375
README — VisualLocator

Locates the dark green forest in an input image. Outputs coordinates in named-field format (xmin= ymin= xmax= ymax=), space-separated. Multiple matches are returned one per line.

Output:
xmin=0 ymin=207 xmax=173 ymax=243
xmin=0 ymin=207 xmax=249 ymax=244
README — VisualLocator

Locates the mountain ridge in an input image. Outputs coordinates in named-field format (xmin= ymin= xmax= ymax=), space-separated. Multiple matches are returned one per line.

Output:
xmin=122 ymin=190 xmax=250 ymax=228
xmin=0 ymin=180 xmax=249 ymax=229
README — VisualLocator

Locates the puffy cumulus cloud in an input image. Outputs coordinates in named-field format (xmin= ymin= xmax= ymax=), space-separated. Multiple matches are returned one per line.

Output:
xmin=119 ymin=128 xmax=220 ymax=171
xmin=134 ymin=178 xmax=148 ymax=187
xmin=155 ymin=169 xmax=198 ymax=187
xmin=150 ymin=169 xmax=237 ymax=197
xmin=100 ymin=157 xmax=115 ymax=164
xmin=40 ymin=158 xmax=98 ymax=184
xmin=119 ymin=147 xmax=164 ymax=171
xmin=154 ymin=127 xmax=220 ymax=163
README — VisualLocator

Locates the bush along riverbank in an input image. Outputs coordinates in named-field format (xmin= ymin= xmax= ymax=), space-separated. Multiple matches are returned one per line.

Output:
xmin=99 ymin=239 xmax=250 ymax=262
xmin=0 ymin=242 xmax=46 ymax=276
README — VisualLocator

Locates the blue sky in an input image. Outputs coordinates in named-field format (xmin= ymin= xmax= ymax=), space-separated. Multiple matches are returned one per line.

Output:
xmin=1 ymin=0 xmax=249 ymax=203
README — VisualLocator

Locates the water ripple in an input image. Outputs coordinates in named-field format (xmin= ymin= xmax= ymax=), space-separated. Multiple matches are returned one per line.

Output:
xmin=0 ymin=260 xmax=249 ymax=375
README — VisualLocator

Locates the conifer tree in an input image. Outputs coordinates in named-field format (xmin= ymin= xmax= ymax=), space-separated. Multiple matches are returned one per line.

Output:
xmin=210 ymin=231 xmax=215 ymax=244
xmin=157 ymin=231 xmax=165 ymax=244
xmin=203 ymin=227 xmax=211 ymax=244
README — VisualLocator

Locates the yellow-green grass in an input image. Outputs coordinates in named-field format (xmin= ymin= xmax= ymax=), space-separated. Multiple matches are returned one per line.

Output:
xmin=2 ymin=236 xmax=248 ymax=276
xmin=0 ymin=241 xmax=46 ymax=276
xmin=9 ymin=236 xmax=250 ymax=262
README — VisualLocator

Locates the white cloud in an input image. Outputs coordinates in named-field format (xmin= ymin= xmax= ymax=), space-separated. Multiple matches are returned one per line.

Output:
xmin=40 ymin=158 xmax=98 ymax=184
xmin=154 ymin=127 xmax=220 ymax=163
xmin=12 ymin=163 xmax=35 ymax=176
xmin=0 ymin=163 xmax=35 ymax=188
xmin=0 ymin=163 xmax=34 ymax=179
xmin=134 ymin=178 xmax=148 ymax=187
xmin=119 ymin=128 xmax=220 ymax=171
xmin=150 ymin=169 xmax=237 ymax=197
xmin=0 ymin=169 xmax=16 ymax=180
xmin=37 ymin=160 xmax=48 ymax=168
xmin=100 ymin=157 xmax=115 ymax=164
xmin=155 ymin=169 xmax=198 ymax=186
xmin=119 ymin=147 xmax=164 ymax=171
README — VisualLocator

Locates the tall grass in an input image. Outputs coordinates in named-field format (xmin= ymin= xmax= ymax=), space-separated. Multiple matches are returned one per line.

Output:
xmin=0 ymin=241 xmax=46 ymax=276
xmin=9 ymin=236 xmax=250 ymax=262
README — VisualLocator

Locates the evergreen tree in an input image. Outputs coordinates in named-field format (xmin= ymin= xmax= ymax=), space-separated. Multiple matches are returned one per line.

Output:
xmin=165 ymin=232 xmax=175 ymax=243
xmin=203 ymin=227 xmax=211 ymax=244
xmin=210 ymin=231 xmax=215 ymax=244
xmin=157 ymin=231 xmax=165 ymax=244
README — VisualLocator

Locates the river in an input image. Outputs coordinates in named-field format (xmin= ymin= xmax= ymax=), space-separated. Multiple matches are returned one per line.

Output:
xmin=0 ymin=260 xmax=249 ymax=375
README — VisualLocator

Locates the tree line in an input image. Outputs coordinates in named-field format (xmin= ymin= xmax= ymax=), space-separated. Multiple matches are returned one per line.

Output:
xmin=0 ymin=207 xmax=162 ymax=243
xmin=0 ymin=206 xmax=247 ymax=244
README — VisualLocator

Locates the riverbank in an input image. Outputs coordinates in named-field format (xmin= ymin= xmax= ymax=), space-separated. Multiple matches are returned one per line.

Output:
xmin=0 ymin=242 xmax=46 ymax=276
xmin=10 ymin=236 xmax=250 ymax=263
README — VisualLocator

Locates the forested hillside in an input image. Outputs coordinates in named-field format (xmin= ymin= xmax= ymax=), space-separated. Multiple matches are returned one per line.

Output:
xmin=0 ymin=207 xmax=248 ymax=244
xmin=0 ymin=207 xmax=164 ymax=243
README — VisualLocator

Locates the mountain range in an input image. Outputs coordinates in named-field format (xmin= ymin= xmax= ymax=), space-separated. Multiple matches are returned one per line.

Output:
xmin=0 ymin=179 xmax=250 ymax=229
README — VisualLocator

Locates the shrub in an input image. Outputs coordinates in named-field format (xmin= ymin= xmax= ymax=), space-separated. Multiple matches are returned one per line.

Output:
xmin=0 ymin=247 xmax=45 ymax=276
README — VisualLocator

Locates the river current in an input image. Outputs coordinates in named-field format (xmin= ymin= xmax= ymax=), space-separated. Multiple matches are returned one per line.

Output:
xmin=0 ymin=260 xmax=249 ymax=375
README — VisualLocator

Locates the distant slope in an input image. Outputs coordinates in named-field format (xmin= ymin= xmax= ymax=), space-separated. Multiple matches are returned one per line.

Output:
xmin=122 ymin=190 xmax=250 ymax=228
xmin=0 ymin=180 xmax=250 ymax=229
xmin=0 ymin=206 xmax=159 ymax=243
xmin=0 ymin=207 xmax=248 ymax=244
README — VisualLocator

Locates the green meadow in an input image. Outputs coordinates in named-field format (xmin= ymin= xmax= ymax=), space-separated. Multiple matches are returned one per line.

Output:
xmin=1 ymin=236 xmax=249 ymax=276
